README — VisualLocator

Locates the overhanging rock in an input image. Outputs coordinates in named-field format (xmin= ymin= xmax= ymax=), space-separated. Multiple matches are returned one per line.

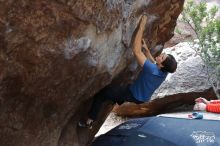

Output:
xmin=0 ymin=0 xmax=184 ymax=146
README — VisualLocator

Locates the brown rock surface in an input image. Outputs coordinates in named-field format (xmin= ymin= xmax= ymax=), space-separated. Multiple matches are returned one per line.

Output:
xmin=0 ymin=0 xmax=184 ymax=146
xmin=113 ymin=89 xmax=216 ymax=117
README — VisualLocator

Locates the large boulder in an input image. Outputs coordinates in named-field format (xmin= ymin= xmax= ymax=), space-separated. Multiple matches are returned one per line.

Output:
xmin=114 ymin=42 xmax=217 ymax=117
xmin=0 ymin=0 xmax=184 ymax=146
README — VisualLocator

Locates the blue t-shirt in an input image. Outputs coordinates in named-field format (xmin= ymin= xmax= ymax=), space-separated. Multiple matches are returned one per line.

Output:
xmin=129 ymin=60 xmax=168 ymax=102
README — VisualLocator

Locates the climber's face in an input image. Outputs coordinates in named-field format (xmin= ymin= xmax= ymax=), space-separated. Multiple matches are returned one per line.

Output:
xmin=155 ymin=53 xmax=167 ymax=67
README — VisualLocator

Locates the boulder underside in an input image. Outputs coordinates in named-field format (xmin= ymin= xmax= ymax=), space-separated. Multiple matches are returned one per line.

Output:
xmin=0 ymin=0 xmax=185 ymax=146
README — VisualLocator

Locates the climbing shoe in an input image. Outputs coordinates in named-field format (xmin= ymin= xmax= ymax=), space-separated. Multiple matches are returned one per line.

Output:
xmin=78 ymin=120 xmax=93 ymax=129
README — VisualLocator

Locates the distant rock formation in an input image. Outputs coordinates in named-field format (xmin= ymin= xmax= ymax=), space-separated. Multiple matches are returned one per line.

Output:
xmin=0 ymin=0 xmax=184 ymax=146
xmin=114 ymin=42 xmax=217 ymax=117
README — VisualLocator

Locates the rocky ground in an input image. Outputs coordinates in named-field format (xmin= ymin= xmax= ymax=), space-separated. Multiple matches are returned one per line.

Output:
xmin=96 ymin=112 xmax=127 ymax=137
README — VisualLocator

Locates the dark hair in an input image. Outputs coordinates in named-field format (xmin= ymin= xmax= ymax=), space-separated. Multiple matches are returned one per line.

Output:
xmin=160 ymin=54 xmax=177 ymax=73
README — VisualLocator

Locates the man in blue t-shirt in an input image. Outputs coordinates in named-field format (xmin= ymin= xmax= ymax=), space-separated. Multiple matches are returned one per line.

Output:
xmin=79 ymin=15 xmax=177 ymax=129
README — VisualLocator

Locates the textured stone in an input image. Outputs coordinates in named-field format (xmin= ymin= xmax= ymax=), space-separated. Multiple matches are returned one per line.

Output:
xmin=0 ymin=0 xmax=184 ymax=146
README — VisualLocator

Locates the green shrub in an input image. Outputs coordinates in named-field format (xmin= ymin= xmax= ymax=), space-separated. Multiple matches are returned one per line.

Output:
xmin=181 ymin=0 xmax=220 ymax=98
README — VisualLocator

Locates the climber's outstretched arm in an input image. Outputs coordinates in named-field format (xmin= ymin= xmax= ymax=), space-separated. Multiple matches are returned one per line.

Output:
xmin=132 ymin=15 xmax=147 ymax=67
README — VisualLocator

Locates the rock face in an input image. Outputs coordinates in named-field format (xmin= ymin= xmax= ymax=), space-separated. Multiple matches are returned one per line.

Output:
xmin=0 ymin=0 xmax=184 ymax=146
xmin=114 ymin=42 xmax=217 ymax=117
